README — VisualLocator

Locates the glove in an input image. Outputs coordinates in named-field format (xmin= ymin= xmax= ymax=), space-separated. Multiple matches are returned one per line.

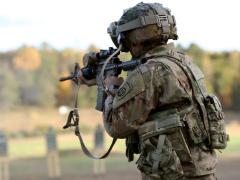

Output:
xmin=75 ymin=52 xmax=97 ymax=86
xmin=76 ymin=69 xmax=96 ymax=86
xmin=83 ymin=52 xmax=97 ymax=67
xmin=104 ymin=76 xmax=124 ymax=96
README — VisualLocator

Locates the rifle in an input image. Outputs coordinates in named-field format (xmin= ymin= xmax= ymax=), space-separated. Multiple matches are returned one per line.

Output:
xmin=59 ymin=47 xmax=142 ymax=159
xmin=60 ymin=47 xmax=142 ymax=111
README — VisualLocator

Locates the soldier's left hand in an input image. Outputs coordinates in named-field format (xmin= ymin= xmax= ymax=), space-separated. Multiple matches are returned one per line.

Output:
xmin=104 ymin=76 xmax=124 ymax=96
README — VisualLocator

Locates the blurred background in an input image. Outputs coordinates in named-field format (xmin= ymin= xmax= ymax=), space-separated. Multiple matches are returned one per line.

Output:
xmin=0 ymin=0 xmax=239 ymax=179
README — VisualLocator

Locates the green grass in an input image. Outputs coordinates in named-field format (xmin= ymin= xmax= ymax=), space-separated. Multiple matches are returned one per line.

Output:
xmin=8 ymin=132 xmax=240 ymax=159
xmin=223 ymin=134 xmax=240 ymax=153
xmin=8 ymin=134 xmax=126 ymax=159
xmin=9 ymin=138 xmax=46 ymax=159
xmin=9 ymin=152 xmax=137 ymax=180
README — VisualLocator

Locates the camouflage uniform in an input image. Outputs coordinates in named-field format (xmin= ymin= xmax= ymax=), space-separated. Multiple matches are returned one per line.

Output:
xmin=103 ymin=2 xmax=227 ymax=180
xmin=104 ymin=43 xmax=218 ymax=179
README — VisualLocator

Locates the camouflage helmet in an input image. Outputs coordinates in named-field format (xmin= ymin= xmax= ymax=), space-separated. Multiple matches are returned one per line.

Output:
xmin=107 ymin=2 xmax=178 ymax=52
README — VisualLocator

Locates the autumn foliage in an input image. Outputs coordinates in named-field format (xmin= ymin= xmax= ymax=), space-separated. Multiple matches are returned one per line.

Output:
xmin=0 ymin=43 xmax=239 ymax=110
xmin=13 ymin=47 xmax=41 ymax=71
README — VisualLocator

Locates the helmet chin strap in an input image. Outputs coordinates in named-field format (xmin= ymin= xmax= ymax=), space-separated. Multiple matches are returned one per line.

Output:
xmin=100 ymin=44 xmax=123 ymax=89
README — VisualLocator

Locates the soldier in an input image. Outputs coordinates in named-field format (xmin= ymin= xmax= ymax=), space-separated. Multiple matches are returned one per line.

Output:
xmin=79 ymin=2 xmax=228 ymax=180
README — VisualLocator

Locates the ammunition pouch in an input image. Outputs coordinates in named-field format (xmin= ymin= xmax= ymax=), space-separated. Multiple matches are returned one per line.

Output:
xmin=137 ymin=109 xmax=194 ymax=179
xmin=204 ymin=95 xmax=228 ymax=149
xmin=138 ymin=109 xmax=193 ymax=163
xmin=138 ymin=109 xmax=182 ymax=140
xmin=184 ymin=108 xmax=207 ymax=145
xmin=153 ymin=53 xmax=229 ymax=150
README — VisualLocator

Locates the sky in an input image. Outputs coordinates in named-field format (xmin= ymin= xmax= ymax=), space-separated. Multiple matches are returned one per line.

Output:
xmin=0 ymin=0 xmax=240 ymax=51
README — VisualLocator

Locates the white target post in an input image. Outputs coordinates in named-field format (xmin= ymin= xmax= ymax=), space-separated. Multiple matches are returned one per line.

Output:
xmin=46 ymin=127 xmax=61 ymax=179
xmin=93 ymin=124 xmax=106 ymax=175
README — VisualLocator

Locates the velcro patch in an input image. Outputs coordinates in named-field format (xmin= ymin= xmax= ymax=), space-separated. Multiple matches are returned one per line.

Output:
xmin=113 ymin=68 xmax=146 ymax=109
xmin=117 ymin=82 xmax=132 ymax=99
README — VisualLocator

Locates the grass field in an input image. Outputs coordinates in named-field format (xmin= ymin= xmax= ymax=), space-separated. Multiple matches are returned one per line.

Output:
xmin=8 ymin=133 xmax=127 ymax=159
xmin=0 ymin=108 xmax=239 ymax=159
xmin=7 ymin=122 xmax=240 ymax=159
xmin=8 ymin=147 xmax=240 ymax=180
xmin=0 ymin=108 xmax=239 ymax=180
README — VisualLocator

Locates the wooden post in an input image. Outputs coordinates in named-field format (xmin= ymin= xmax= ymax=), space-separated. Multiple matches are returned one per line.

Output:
xmin=46 ymin=127 xmax=61 ymax=179
xmin=93 ymin=124 xmax=106 ymax=175
xmin=0 ymin=130 xmax=9 ymax=180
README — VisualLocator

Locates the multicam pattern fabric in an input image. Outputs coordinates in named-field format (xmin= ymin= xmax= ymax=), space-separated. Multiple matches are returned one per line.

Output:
xmin=103 ymin=43 xmax=217 ymax=179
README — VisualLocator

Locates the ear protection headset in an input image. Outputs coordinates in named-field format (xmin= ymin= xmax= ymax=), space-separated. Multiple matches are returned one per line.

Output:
xmin=107 ymin=22 xmax=129 ymax=52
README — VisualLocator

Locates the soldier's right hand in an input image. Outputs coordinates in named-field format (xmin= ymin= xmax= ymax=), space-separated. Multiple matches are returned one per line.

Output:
xmin=83 ymin=52 xmax=97 ymax=67
xmin=74 ymin=52 xmax=97 ymax=86
xmin=76 ymin=69 xmax=96 ymax=86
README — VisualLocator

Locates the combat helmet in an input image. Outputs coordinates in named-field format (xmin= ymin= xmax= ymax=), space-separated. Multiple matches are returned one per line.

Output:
xmin=108 ymin=2 xmax=178 ymax=52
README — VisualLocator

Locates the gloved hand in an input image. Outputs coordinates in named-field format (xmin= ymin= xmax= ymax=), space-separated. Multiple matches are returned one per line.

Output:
xmin=104 ymin=76 xmax=124 ymax=96
xmin=83 ymin=52 xmax=97 ymax=67
xmin=76 ymin=70 xmax=96 ymax=86
xmin=76 ymin=52 xmax=97 ymax=86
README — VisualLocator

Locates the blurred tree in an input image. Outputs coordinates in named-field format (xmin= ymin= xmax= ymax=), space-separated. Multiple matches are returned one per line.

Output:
xmin=57 ymin=48 xmax=85 ymax=106
xmin=56 ymin=70 xmax=73 ymax=106
xmin=202 ymin=55 xmax=214 ymax=92
xmin=32 ymin=45 xmax=59 ymax=107
xmin=232 ymin=78 xmax=240 ymax=110
xmin=229 ymin=51 xmax=240 ymax=109
xmin=33 ymin=69 xmax=57 ymax=107
xmin=0 ymin=43 xmax=239 ymax=111
xmin=16 ymin=70 xmax=36 ymax=105
xmin=176 ymin=43 xmax=186 ymax=53
xmin=187 ymin=43 xmax=204 ymax=68
xmin=0 ymin=63 xmax=19 ymax=110
xmin=119 ymin=52 xmax=131 ymax=61
xmin=13 ymin=47 xmax=41 ymax=71
xmin=78 ymin=85 xmax=97 ymax=108
xmin=87 ymin=44 xmax=100 ymax=53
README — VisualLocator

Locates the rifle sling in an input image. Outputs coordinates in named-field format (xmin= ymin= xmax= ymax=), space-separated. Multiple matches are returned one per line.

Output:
xmin=75 ymin=126 xmax=117 ymax=159
xmin=72 ymin=81 xmax=117 ymax=159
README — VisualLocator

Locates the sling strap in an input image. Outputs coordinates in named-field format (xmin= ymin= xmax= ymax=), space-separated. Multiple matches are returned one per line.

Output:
xmin=63 ymin=81 xmax=117 ymax=159
xmin=152 ymin=134 xmax=166 ymax=174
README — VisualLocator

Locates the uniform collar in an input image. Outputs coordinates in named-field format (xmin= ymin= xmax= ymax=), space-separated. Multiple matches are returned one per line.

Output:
xmin=141 ymin=43 xmax=176 ymax=59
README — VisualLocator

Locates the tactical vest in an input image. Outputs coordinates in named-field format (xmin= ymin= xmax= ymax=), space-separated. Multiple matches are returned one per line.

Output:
xmin=138 ymin=49 xmax=228 ymax=150
xmin=135 ymin=49 xmax=228 ymax=177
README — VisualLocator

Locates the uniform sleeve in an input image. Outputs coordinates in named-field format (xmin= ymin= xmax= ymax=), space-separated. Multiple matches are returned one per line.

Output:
xmin=103 ymin=63 xmax=159 ymax=138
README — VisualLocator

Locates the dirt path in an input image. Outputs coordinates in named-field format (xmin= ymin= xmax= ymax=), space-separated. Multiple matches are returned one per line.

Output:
xmin=76 ymin=156 xmax=240 ymax=180
xmin=9 ymin=154 xmax=240 ymax=180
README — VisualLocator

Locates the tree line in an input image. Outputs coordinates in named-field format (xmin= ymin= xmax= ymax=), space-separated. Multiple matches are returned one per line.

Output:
xmin=0 ymin=43 xmax=239 ymax=110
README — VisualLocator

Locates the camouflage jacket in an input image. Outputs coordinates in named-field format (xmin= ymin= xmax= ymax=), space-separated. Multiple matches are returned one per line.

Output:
xmin=103 ymin=43 xmax=192 ymax=138
xmin=103 ymin=43 xmax=217 ymax=176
